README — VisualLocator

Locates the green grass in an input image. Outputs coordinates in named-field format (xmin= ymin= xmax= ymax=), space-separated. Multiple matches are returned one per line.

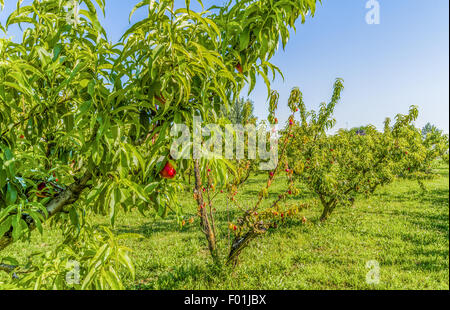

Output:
xmin=1 ymin=164 xmax=449 ymax=290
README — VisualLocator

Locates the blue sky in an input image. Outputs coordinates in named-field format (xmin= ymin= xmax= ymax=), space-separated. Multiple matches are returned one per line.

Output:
xmin=1 ymin=0 xmax=449 ymax=132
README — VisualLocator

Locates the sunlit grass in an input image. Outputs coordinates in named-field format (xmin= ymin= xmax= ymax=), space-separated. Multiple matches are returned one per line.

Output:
xmin=1 ymin=164 xmax=448 ymax=290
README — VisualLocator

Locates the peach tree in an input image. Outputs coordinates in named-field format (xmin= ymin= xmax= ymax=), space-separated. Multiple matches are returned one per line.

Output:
xmin=395 ymin=122 xmax=449 ymax=190
xmin=0 ymin=0 xmax=148 ymax=288
xmin=285 ymin=79 xmax=421 ymax=221
xmin=0 ymin=0 xmax=321 ymax=288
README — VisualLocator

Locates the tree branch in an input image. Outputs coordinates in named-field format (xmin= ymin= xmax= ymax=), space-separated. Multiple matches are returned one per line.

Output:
xmin=0 ymin=170 xmax=93 ymax=252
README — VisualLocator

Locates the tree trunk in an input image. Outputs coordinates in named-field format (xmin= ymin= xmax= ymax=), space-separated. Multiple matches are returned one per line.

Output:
xmin=319 ymin=195 xmax=336 ymax=222
xmin=193 ymin=160 xmax=219 ymax=263
xmin=227 ymin=230 xmax=258 ymax=267
xmin=370 ymin=184 xmax=378 ymax=194
xmin=0 ymin=171 xmax=92 ymax=252
xmin=319 ymin=195 xmax=331 ymax=222
xmin=319 ymin=206 xmax=331 ymax=222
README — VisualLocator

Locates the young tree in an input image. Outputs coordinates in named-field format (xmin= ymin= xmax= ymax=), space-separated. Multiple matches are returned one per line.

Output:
xmin=421 ymin=122 xmax=436 ymax=138
xmin=285 ymin=80 xmax=421 ymax=221
xmin=227 ymin=97 xmax=257 ymax=125
xmin=399 ymin=122 xmax=449 ymax=189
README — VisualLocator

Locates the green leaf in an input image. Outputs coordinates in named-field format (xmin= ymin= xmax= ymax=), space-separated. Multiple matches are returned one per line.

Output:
xmin=0 ymin=216 xmax=12 ymax=238
xmin=11 ymin=214 xmax=22 ymax=241
xmin=6 ymin=183 xmax=18 ymax=205
xmin=119 ymin=250 xmax=135 ymax=279
xmin=53 ymin=43 xmax=63 ymax=62
xmin=239 ymin=28 xmax=250 ymax=51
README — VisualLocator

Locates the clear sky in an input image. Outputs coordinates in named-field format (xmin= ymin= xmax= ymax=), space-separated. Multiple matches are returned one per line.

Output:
xmin=1 ymin=0 xmax=449 ymax=133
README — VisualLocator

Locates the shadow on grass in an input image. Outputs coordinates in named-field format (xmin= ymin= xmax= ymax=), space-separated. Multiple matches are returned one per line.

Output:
xmin=132 ymin=261 xmax=232 ymax=290
xmin=372 ymin=186 xmax=449 ymax=206
xmin=355 ymin=192 xmax=448 ymax=274
xmin=113 ymin=209 xmax=244 ymax=238
xmin=418 ymin=188 xmax=449 ymax=207
xmin=135 ymin=264 xmax=205 ymax=290
xmin=434 ymin=166 xmax=449 ymax=178
xmin=380 ymin=237 xmax=449 ymax=273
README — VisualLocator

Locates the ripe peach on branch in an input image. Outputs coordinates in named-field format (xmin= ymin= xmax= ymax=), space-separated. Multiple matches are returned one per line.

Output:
xmin=160 ymin=161 xmax=176 ymax=179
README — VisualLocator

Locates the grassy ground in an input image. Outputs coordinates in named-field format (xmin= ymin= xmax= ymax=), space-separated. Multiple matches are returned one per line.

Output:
xmin=1 ymin=164 xmax=449 ymax=290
